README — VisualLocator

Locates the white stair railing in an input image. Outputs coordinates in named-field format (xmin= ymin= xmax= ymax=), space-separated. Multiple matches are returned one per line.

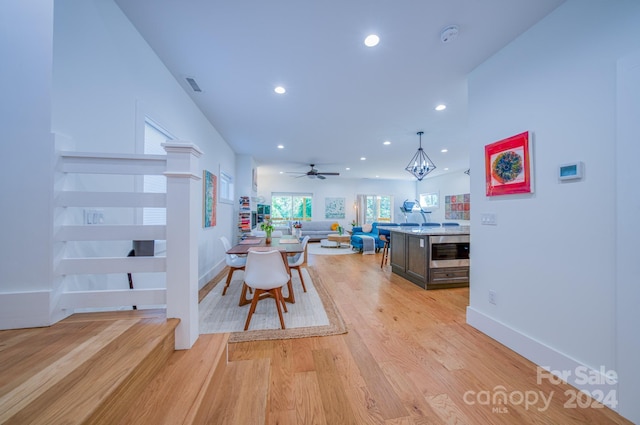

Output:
xmin=54 ymin=142 xmax=201 ymax=349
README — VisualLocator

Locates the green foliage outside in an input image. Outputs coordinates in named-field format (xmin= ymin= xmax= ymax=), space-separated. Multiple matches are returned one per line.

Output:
xmin=366 ymin=195 xmax=392 ymax=223
xmin=271 ymin=195 xmax=313 ymax=223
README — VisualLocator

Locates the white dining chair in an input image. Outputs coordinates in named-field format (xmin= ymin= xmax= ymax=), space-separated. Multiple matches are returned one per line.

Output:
xmin=243 ymin=249 xmax=290 ymax=330
xmin=219 ymin=236 xmax=246 ymax=296
xmin=287 ymin=236 xmax=310 ymax=293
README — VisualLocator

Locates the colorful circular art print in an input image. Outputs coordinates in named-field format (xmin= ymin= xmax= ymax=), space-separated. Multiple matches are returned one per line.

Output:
xmin=491 ymin=151 xmax=523 ymax=184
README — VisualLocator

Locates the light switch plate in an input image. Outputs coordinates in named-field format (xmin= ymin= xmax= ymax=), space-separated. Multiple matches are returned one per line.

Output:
xmin=481 ymin=213 xmax=497 ymax=225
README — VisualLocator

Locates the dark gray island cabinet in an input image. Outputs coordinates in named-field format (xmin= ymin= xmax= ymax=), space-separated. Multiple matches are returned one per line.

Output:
xmin=388 ymin=226 xmax=470 ymax=290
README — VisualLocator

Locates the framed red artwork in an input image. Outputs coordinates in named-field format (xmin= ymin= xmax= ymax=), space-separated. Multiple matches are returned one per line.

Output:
xmin=485 ymin=131 xmax=533 ymax=196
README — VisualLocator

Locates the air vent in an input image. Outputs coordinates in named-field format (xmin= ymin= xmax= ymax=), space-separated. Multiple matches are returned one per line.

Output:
xmin=185 ymin=77 xmax=202 ymax=93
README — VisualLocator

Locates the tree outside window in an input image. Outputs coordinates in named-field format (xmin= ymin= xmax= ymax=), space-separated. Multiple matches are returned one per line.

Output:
xmin=271 ymin=193 xmax=313 ymax=223
xmin=365 ymin=195 xmax=392 ymax=223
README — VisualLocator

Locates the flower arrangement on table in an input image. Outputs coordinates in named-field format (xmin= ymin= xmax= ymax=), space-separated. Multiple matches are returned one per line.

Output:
xmin=260 ymin=220 xmax=274 ymax=237
xmin=290 ymin=221 xmax=302 ymax=238
xmin=331 ymin=222 xmax=344 ymax=235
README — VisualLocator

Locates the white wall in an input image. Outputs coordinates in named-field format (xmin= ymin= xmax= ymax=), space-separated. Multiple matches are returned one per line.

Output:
xmin=0 ymin=0 xmax=56 ymax=327
xmin=466 ymin=0 xmax=640 ymax=420
xmin=615 ymin=49 xmax=640 ymax=424
xmin=236 ymin=155 xmax=258 ymax=200
xmin=416 ymin=171 xmax=471 ymax=224
xmin=1 ymin=0 xmax=240 ymax=329
xmin=51 ymin=0 xmax=237 ymax=291
xmin=258 ymin=172 xmax=416 ymax=226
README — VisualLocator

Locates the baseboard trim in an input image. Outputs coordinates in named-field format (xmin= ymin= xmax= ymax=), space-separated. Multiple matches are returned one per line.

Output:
xmin=199 ymin=260 xmax=225 ymax=290
xmin=0 ymin=291 xmax=52 ymax=330
xmin=466 ymin=306 xmax=619 ymax=411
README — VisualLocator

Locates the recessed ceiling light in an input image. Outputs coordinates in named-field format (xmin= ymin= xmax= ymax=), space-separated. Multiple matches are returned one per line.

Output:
xmin=375 ymin=175 xmax=379 ymax=178
xmin=277 ymin=144 xmax=284 ymax=149
xmin=274 ymin=86 xmax=286 ymax=94
xmin=279 ymin=171 xmax=284 ymax=174
xmin=364 ymin=34 xmax=380 ymax=47
xmin=444 ymin=168 xmax=449 ymax=171
xmin=383 ymin=141 xmax=391 ymax=145
xmin=435 ymin=104 xmax=447 ymax=111
xmin=345 ymin=167 xmax=351 ymax=171
xmin=441 ymin=148 xmax=448 ymax=153
xmin=360 ymin=157 xmax=366 ymax=161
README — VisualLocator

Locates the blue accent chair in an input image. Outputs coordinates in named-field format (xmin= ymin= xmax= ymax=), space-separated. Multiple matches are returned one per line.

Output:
xmin=350 ymin=222 xmax=386 ymax=252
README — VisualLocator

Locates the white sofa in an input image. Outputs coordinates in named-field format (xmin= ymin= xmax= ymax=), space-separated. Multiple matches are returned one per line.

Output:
xmin=297 ymin=221 xmax=339 ymax=242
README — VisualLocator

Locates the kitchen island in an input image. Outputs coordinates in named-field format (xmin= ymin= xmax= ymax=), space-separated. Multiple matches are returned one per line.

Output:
xmin=384 ymin=225 xmax=470 ymax=290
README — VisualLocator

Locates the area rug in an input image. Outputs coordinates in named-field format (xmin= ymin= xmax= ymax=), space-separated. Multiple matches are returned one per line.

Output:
xmin=199 ymin=267 xmax=347 ymax=343
xmin=307 ymin=242 xmax=356 ymax=256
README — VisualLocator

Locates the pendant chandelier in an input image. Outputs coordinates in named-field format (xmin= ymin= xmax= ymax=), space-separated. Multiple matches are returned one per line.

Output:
xmin=405 ymin=131 xmax=436 ymax=180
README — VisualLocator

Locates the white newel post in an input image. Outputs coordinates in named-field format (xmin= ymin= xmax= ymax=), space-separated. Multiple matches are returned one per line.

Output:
xmin=163 ymin=142 xmax=202 ymax=349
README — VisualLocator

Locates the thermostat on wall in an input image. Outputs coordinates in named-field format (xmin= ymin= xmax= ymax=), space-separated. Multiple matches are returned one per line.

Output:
xmin=558 ymin=161 xmax=584 ymax=181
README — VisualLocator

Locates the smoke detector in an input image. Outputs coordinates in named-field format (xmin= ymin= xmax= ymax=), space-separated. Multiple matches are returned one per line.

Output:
xmin=440 ymin=25 xmax=459 ymax=43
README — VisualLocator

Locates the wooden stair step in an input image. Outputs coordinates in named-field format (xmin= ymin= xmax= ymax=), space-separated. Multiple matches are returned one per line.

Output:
xmin=193 ymin=357 xmax=271 ymax=425
xmin=0 ymin=310 xmax=178 ymax=425
xmin=116 ymin=332 xmax=230 ymax=425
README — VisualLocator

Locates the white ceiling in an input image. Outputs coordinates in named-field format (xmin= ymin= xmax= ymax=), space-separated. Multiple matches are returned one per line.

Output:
xmin=115 ymin=0 xmax=565 ymax=181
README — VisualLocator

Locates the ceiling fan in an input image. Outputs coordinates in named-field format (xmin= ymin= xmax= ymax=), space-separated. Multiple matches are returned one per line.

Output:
xmin=287 ymin=164 xmax=340 ymax=180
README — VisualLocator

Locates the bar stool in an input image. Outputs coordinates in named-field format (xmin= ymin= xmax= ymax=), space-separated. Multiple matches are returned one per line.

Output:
xmin=379 ymin=228 xmax=391 ymax=268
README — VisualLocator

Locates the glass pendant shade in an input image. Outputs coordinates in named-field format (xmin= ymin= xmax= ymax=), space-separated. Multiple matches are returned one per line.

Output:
xmin=405 ymin=131 xmax=436 ymax=181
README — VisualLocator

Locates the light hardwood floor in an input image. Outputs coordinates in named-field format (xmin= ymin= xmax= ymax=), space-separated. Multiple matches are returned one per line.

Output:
xmin=227 ymin=247 xmax=631 ymax=425
xmin=0 ymin=247 xmax=632 ymax=424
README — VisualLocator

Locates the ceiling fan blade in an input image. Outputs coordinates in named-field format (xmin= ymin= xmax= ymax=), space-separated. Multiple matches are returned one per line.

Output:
xmin=285 ymin=164 xmax=338 ymax=178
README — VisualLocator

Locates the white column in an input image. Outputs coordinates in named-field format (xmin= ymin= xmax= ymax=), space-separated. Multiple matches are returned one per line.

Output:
xmin=163 ymin=141 xmax=202 ymax=349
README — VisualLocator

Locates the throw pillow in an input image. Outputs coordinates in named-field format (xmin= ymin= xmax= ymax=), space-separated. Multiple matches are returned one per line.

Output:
xmin=362 ymin=223 xmax=372 ymax=233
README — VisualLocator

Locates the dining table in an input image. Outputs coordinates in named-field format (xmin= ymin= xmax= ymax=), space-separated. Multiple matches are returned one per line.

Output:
xmin=225 ymin=236 xmax=304 ymax=305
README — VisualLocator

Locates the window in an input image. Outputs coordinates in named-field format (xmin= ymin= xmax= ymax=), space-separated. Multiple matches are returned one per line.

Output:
xmin=219 ymin=169 xmax=234 ymax=204
xmin=419 ymin=192 xmax=439 ymax=209
xmin=357 ymin=194 xmax=393 ymax=224
xmin=365 ymin=195 xmax=393 ymax=223
xmin=271 ymin=193 xmax=313 ymax=223
xmin=143 ymin=119 xmax=173 ymax=225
